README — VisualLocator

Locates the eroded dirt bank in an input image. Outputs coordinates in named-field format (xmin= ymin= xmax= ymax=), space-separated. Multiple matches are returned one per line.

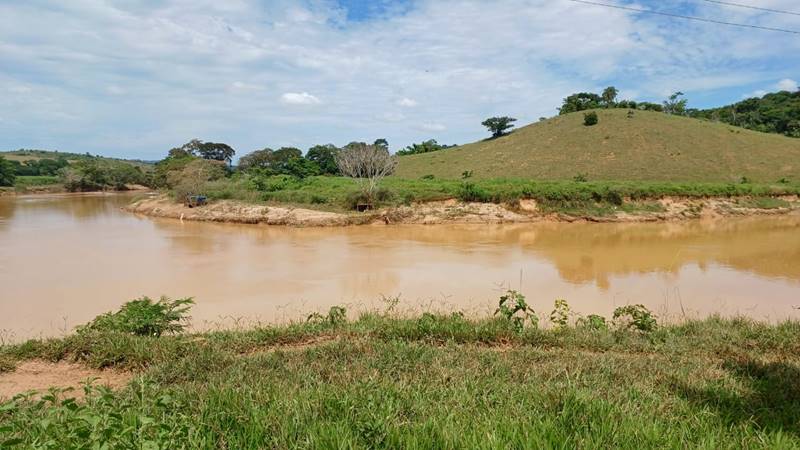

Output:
xmin=125 ymin=194 xmax=800 ymax=227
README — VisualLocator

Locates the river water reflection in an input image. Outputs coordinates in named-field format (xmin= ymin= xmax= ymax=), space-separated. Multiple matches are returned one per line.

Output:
xmin=1 ymin=193 xmax=799 ymax=339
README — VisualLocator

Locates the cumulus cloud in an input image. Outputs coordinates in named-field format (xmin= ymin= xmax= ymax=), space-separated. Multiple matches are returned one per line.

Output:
xmin=280 ymin=92 xmax=321 ymax=105
xmin=418 ymin=122 xmax=446 ymax=132
xmin=0 ymin=0 xmax=798 ymax=159
xmin=777 ymin=78 xmax=798 ymax=92
xmin=397 ymin=97 xmax=417 ymax=107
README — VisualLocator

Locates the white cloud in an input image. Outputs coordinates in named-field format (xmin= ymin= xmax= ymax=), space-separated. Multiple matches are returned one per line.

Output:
xmin=397 ymin=97 xmax=417 ymax=107
xmin=418 ymin=122 xmax=446 ymax=132
xmin=777 ymin=78 xmax=798 ymax=92
xmin=0 ymin=0 xmax=799 ymax=159
xmin=743 ymin=89 xmax=768 ymax=99
xmin=280 ymin=92 xmax=321 ymax=105
xmin=229 ymin=81 xmax=263 ymax=92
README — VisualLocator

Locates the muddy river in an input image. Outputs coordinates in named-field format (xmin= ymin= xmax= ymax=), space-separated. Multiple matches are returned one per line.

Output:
xmin=1 ymin=193 xmax=799 ymax=339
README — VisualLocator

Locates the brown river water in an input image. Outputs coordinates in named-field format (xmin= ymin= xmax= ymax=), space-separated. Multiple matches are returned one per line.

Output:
xmin=1 ymin=192 xmax=799 ymax=339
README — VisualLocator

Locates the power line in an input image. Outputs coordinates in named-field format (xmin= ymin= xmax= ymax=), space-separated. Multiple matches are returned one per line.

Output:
xmin=699 ymin=0 xmax=800 ymax=17
xmin=566 ymin=0 xmax=800 ymax=34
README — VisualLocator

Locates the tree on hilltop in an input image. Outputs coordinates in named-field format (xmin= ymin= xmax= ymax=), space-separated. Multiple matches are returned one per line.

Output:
xmin=481 ymin=117 xmax=517 ymax=138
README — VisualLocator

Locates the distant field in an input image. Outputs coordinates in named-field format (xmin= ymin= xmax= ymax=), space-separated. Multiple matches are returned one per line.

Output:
xmin=395 ymin=109 xmax=800 ymax=182
xmin=0 ymin=150 xmax=152 ymax=169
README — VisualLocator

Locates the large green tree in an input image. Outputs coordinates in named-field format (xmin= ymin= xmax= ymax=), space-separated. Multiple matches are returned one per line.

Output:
xmin=601 ymin=86 xmax=618 ymax=108
xmin=395 ymin=139 xmax=453 ymax=156
xmin=0 ymin=156 xmax=16 ymax=186
xmin=663 ymin=92 xmax=687 ymax=115
xmin=306 ymin=144 xmax=340 ymax=175
xmin=481 ymin=117 xmax=517 ymax=138
xmin=558 ymin=93 xmax=603 ymax=114
xmin=197 ymin=142 xmax=235 ymax=165
xmin=689 ymin=90 xmax=800 ymax=137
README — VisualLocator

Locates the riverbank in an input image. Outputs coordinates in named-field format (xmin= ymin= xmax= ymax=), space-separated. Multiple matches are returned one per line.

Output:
xmin=1 ymin=309 xmax=798 ymax=448
xmin=125 ymin=193 xmax=800 ymax=226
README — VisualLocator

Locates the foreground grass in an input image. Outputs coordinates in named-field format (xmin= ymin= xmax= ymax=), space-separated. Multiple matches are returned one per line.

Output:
xmin=2 ymin=313 xmax=800 ymax=448
xmin=200 ymin=173 xmax=800 ymax=215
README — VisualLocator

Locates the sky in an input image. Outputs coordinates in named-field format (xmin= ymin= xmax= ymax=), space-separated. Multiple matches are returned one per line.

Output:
xmin=1 ymin=0 xmax=799 ymax=160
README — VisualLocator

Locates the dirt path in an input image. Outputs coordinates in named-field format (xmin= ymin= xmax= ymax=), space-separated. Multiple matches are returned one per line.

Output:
xmin=0 ymin=361 xmax=132 ymax=400
xmin=125 ymin=194 xmax=800 ymax=227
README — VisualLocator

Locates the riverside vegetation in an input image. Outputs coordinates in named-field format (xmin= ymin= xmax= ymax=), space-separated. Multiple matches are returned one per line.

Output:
xmin=138 ymin=104 xmax=800 ymax=220
xmin=1 ymin=295 xmax=799 ymax=448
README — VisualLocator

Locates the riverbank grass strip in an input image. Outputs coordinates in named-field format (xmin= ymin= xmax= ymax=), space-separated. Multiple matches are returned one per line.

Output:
xmin=1 ymin=301 xmax=799 ymax=448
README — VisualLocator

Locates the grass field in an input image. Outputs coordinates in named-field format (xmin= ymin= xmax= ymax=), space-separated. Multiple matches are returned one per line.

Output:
xmin=1 ymin=305 xmax=799 ymax=448
xmin=200 ymin=173 xmax=800 ymax=215
xmin=395 ymin=109 xmax=800 ymax=182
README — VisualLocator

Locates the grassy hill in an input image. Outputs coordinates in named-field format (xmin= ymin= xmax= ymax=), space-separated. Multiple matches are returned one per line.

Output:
xmin=0 ymin=149 xmax=152 ymax=169
xmin=395 ymin=109 xmax=800 ymax=182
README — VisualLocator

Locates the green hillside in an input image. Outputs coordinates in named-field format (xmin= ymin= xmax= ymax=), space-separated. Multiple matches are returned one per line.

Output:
xmin=395 ymin=109 xmax=800 ymax=182
xmin=0 ymin=149 xmax=152 ymax=168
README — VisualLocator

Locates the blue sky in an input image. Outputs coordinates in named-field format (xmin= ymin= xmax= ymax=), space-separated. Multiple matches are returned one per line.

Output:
xmin=1 ymin=0 xmax=798 ymax=160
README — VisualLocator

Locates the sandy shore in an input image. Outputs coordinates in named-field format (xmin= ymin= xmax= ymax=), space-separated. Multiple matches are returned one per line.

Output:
xmin=124 ymin=194 xmax=800 ymax=227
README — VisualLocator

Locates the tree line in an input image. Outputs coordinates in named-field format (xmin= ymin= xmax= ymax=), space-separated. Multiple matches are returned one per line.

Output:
xmin=689 ymin=90 xmax=800 ymax=138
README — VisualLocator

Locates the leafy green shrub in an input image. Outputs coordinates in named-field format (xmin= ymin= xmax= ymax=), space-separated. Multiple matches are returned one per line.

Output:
xmin=345 ymin=187 xmax=394 ymax=210
xmin=307 ymin=306 xmax=348 ymax=327
xmin=494 ymin=290 xmax=537 ymax=333
xmin=583 ymin=111 xmax=599 ymax=126
xmin=457 ymin=181 xmax=489 ymax=202
xmin=577 ymin=314 xmax=608 ymax=331
xmin=573 ymin=173 xmax=588 ymax=182
xmin=613 ymin=304 xmax=657 ymax=332
xmin=549 ymin=299 xmax=571 ymax=328
xmin=77 ymin=296 xmax=194 ymax=337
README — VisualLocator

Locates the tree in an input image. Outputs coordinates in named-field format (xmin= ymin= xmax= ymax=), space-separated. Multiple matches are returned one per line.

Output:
xmin=334 ymin=143 xmax=397 ymax=204
xmin=481 ymin=117 xmax=517 ymax=138
xmin=306 ymin=144 xmax=340 ymax=175
xmin=169 ymin=139 xmax=202 ymax=158
xmin=663 ymin=92 xmax=687 ymax=115
xmin=373 ymin=138 xmax=389 ymax=151
xmin=395 ymin=139 xmax=453 ymax=156
xmin=583 ymin=111 xmax=599 ymax=126
xmin=197 ymin=142 xmax=235 ymax=165
xmin=238 ymin=148 xmax=275 ymax=172
xmin=167 ymin=159 xmax=228 ymax=200
xmin=0 ymin=156 xmax=16 ymax=187
xmin=559 ymin=93 xmax=602 ymax=114
xmin=601 ymin=86 xmax=618 ymax=108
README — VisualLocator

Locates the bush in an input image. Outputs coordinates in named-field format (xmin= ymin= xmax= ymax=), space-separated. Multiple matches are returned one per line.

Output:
xmin=457 ymin=181 xmax=489 ymax=202
xmin=494 ymin=290 xmax=537 ymax=333
xmin=613 ymin=304 xmax=657 ymax=332
xmin=60 ymin=159 xmax=148 ymax=192
xmin=577 ymin=314 xmax=608 ymax=331
xmin=168 ymin=159 xmax=228 ymax=201
xmin=345 ymin=187 xmax=394 ymax=210
xmin=77 ymin=296 xmax=194 ymax=337
xmin=307 ymin=306 xmax=347 ymax=327
xmin=0 ymin=156 xmax=17 ymax=186
xmin=583 ymin=111 xmax=599 ymax=126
